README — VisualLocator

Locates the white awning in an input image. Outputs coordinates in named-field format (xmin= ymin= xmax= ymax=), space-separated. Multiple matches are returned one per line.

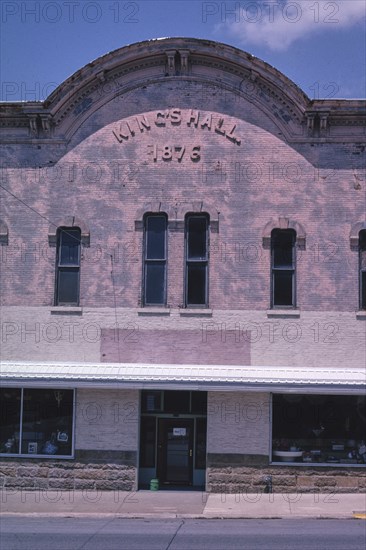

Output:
xmin=1 ymin=361 xmax=365 ymax=394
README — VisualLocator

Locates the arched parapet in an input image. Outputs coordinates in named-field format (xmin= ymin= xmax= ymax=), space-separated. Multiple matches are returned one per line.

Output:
xmin=48 ymin=216 xmax=90 ymax=246
xmin=45 ymin=38 xmax=309 ymax=128
xmin=0 ymin=38 xmax=309 ymax=145
xmin=1 ymin=38 xmax=364 ymax=146
xmin=262 ymin=217 xmax=306 ymax=249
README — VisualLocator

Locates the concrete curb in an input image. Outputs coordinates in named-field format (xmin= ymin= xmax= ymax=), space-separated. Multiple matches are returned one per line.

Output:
xmin=1 ymin=490 xmax=365 ymax=520
xmin=1 ymin=512 xmax=363 ymax=520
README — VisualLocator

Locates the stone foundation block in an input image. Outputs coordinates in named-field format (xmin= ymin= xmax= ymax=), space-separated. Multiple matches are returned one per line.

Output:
xmin=73 ymin=479 xmax=95 ymax=490
xmin=48 ymin=479 xmax=75 ymax=489
xmin=48 ymin=468 xmax=75 ymax=479
xmin=5 ymin=477 xmax=36 ymax=488
xmin=272 ymin=476 xmax=297 ymax=487
xmin=314 ymin=477 xmax=338 ymax=487
xmin=17 ymin=467 xmax=40 ymax=478
xmin=0 ymin=467 xmax=17 ymax=477
xmin=334 ymin=477 xmax=359 ymax=489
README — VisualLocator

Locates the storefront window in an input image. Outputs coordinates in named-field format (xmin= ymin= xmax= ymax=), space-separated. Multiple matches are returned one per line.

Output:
xmin=0 ymin=388 xmax=74 ymax=457
xmin=272 ymin=394 xmax=366 ymax=465
xmin=0 ymin=389 xmax=21 ymax=454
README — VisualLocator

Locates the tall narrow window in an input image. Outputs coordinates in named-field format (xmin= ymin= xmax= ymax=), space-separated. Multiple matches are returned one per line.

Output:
xmin=185 ymin=214 xmax=209 ymax=306
xmin=55 ymin=227 xmax=81 ymax=305
xmin=143 ymin=215 xmax=167 ymax=305
xmin=271 ymin=229 xmax=296 ymax=307
xmin=360 ymin=230 xmax=366 ymax=309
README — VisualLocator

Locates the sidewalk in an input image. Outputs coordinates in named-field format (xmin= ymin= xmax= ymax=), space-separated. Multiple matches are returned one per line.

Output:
xmin=1 ymin=489 xmax=365 ymax=519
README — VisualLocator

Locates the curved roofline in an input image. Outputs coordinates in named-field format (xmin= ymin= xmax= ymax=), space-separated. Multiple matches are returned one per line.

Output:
xmin=46 ymin=37 xmax=309 ymax=106
xmin=1 ymin=37 xmax=364 ymax=146
xmin=45 ymin=37 xmax=310 ymax=110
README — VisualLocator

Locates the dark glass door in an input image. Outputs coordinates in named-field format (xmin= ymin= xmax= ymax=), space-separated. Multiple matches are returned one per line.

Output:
xmin=157 ymin=419 xmax=193 ymax=485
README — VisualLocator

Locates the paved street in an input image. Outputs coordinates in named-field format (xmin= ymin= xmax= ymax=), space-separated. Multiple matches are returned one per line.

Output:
xmin=1 ymin=518 xmax=365 ymax=550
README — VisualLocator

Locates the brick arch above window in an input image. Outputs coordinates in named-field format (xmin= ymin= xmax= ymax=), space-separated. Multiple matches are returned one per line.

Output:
xmin=0 ymin=220 xmax=9 ymax=245
xmin=134 ymin=203 xmax=176 ymax=228
xmin=48 ymin=217 xmax=90 ymax=246
xmin=350 ymin=221 xmax=366 ymax=248
xmin=262 ymin=217 xmax=306 ymax=248
xmin=134 ymin=203 xmax=219 ymax=232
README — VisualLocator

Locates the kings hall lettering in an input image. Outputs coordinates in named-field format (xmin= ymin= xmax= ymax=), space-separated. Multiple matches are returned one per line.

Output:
xmin=112 ymin=109 xmax=241 ymax=146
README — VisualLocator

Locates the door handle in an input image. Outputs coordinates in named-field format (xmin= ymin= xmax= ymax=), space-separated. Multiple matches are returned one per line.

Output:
xmin=189 ymin=449 xmax=192 ymax=457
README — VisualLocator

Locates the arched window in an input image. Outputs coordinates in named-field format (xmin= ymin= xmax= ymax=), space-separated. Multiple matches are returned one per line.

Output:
xmin=185 ymin=214 xmax=209 ymax=307
xmin=271 ymin=229 xmax=296 ymax=307
xmin=55 ymin=227 xmax=81 ymax=305
xmin=143 ymin=214 xmax=167 ymax=305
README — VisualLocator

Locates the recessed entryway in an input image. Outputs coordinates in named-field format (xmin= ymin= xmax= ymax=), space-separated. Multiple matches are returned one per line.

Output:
xmin=138 ymin=390 xmax=207 ymax=490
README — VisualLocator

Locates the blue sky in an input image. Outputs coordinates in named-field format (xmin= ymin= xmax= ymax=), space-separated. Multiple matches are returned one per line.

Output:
xmin=1 ymin=0 xmax=365 ymax=101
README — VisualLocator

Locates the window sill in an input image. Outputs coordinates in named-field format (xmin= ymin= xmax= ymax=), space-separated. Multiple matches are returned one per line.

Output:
xmin=270 ymin=461 xmax=365 ymax=468
xmin=137 ymin=307 xmax=171 ymax=315
xmin=266 ymin=309 xmax=300 ymax=318
xmin=179 ymin=308 xmax=213 ymax=316
xmin=51 ymin=307 xmax=83 ymax=315
xmin=356 ymin=311 xmax=366 ymax=319
xmin=0 ymin=453 xmax=74 ymax=459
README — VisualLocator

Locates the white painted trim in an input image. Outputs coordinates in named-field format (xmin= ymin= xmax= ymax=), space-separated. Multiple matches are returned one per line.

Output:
xmin=1 ymin=361 xmax=364 ymax=393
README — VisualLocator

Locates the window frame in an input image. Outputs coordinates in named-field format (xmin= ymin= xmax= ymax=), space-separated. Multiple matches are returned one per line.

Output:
xmin=55 ymin=227 xmax=81 ymax=306
xmin=359 ymin=230 xmax=366 ymax=310
xmin=0 ymin=387 xmax=75 ymax=459
xmin=271 ymin=228 xmax=296 ymax=308
xmin=142 ymin=213 xmax=168 ymax=306
xmin=184 ymin=213 xmax=209 ymax=308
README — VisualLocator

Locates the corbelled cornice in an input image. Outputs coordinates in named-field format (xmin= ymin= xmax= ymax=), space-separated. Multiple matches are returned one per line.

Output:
xmin=0 ymin=38 xmax=365 ymax=144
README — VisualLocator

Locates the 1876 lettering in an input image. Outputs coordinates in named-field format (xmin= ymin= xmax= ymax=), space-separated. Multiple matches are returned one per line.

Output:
xmin=147 ymin=144 xmax=201 ymax=162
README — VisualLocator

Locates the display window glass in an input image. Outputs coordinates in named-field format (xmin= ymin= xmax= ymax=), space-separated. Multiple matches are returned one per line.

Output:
xmin=0 ymin=388 xmax=74 ymax=457
xmin=272 ymin=394 xmax=366 ymax=465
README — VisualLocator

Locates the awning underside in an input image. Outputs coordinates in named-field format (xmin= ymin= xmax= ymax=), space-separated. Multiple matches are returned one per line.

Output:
xmin=1 ymin=362 xmax=365 ymax=393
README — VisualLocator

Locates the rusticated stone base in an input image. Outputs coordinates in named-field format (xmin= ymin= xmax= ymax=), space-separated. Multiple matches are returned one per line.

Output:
xmin=207 ymin=466 xmax=366 ymax=494
xmin=0 ymin=450 xmax=137 ymax=491
xmin=206 ymin=454 xmax=366 ymax=494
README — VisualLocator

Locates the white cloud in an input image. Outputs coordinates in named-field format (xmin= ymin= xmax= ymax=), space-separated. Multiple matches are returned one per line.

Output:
xmin=218 ymin=0 xmax=366 ymax=51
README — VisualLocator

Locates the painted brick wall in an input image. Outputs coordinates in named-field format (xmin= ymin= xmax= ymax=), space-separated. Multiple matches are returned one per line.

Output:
xmin=207 ymin=392 xmax=270 ymax=456
xmin=1 ymin=306 xmax=364 ymax=369
xmin=0 ymin=41 xmax=365 ymax=371
xmin=1 ymin=98 xmax=365 ymax=313
xmin=75 ymin=389 xmax=139 ymax=451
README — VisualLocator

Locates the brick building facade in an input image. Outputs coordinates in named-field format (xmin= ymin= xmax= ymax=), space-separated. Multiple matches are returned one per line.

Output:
xmin=0 ymin=38 xmax=365 ymax=494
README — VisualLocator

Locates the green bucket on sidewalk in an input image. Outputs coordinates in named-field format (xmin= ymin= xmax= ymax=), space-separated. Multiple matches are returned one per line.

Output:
xmin=150 ymin=478 xmax=159 ymax=491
